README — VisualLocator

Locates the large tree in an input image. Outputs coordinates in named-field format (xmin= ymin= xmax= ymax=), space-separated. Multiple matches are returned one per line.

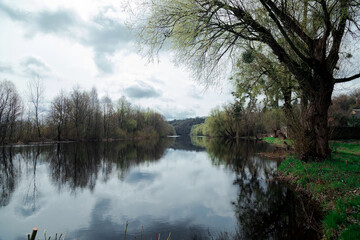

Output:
xmin=0 ymin=80 xmax=22 ymax=144
xmin=50 ymin=91 xmax=69 ymax=141
xmin=135 ymin=0 xmax=360 ymax=160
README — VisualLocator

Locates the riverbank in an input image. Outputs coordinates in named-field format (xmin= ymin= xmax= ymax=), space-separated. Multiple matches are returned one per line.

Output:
xmin=263 ymin=137 xmax=360 ymax=239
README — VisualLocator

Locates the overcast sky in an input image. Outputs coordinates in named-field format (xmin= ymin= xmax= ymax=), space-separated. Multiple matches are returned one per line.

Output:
xmin=1 ymin=0 xmax=359 ymax=121
xmin=0 ymin=0 xmax=234 ymax=120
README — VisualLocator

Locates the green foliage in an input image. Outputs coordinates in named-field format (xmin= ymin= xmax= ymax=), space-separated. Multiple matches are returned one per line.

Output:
xmin=204 ymin=107 xmax=230 ymax=137
xmin=134 ymin=0 xmax=360 ymax=161
xmin=168 ymin=117 xmax=205 ymax=136
xmin=263 ymin=137 xmax=292 ymax=147
xmin=278 ymin=144 xmax=360 ymax=239
xmin=231 ymin=46 xmax=297 ymax=113
xmin=328 ymin=89 xmax=360 ymax=127
xmin=190 ymin=123 xmax=208 ymax=136
xmin=340 ymin=224 xmax=360 ymax=240
xmin=323 ymin=211 xmax=347 ymax=235
xmin=191 ymin=104 xmax=287 ymax=139
xmin=347 ymin=116 xmax=360 ymax=127
xmin=0 ymin=80 xmax=174 ymax=144
xmin=331 ymin=142 xmax=360 ymax=155
xmin=262 ymin=109 xmax=285 ymax=133
xmin=241 ymin=49 xmax=255 ymax=64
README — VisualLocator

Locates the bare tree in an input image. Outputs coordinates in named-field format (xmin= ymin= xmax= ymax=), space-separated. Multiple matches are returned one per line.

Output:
xmin=50 ymin=91 xmax=69 ymax=141
xmin=28 ymin=76 xmax=44 ymax=139
xmin=101 ymin=96 xmax=114 ymax=139
xmin=69 ymin=87 xmax=90 ymax=139
xmin=87 ymin=87 xmax=102 ymax=139
xmin=0 ymin=80 xmax=23 ymax=144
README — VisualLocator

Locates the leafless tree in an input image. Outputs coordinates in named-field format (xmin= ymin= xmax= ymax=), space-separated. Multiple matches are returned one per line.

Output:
xmin=50 ymin=91 xmax=69 ymax=141
xmin=69 ymin=87 xmax=90 ymax=139
xmin=28 ymin=76 xmax=44 ymax=139
xmin=0 ymin=80 xmax=23 ymax=144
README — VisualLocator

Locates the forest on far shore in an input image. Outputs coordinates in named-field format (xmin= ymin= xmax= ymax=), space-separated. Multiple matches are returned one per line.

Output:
xmin=0 ymin=79 xmax=175 ymax=145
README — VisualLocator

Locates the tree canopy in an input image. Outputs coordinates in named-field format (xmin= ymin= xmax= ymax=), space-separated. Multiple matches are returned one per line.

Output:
xmin=136 ymin=0 xmax=360 ymax=83
xmin=134 ymin=0 xmax=360 ymax=160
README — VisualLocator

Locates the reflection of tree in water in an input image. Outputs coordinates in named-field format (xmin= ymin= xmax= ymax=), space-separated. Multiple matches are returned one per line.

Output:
xmin=0 ymin=147 xmax=20 ymax=207
xmin=171 ymin=136 xmax=205 ymax=152
xmin=199 ymin=138 xmax=321 ymax=240
xmin=0 ymin=146 xmax=45 ymax=215
xmin=45 ymin=138 xmax=173 ymax=193
xmin=0 ymin=138 xmax=173 ymax=209
xmin=22 ymin=146 xmax=42 ymax=215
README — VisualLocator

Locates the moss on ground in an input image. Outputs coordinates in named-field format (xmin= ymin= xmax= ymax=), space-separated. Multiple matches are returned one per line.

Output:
xmin=278 ymin=142 xmax=360 ymax=240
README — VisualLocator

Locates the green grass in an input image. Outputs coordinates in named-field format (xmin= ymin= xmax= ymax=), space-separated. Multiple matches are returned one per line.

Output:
xmin=330 ymin=141 xmax=360 ymax=155
xmin=263 ymin=137 xmax=293 ymax=147
xmin=278 ymin=143 xmax=360 ymax=240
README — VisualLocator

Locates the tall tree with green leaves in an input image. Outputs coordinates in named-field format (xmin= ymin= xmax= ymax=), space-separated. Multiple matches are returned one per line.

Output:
xmin=231 ymin=47 xmax=297 ymax=136
xmin=134 ymin=0 xmax=360 ymax=160
xmin=232 ymin=47 xmax=296 ymax=113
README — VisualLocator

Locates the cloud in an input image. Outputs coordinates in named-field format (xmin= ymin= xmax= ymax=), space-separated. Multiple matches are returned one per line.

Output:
xmin=187 ymin=85 xmax=205 ymax=100
xmin=93 ymin=52 xmax=114 ymax=74
xmin=21 ymin=56 xmax=51 ymax=77
xmin=148 ymin=76 xmax=165 ymax=85
xmin=79 ymin=9 xmax=133 ymax=73
xmin=0 ymin=3 xmax=133 ymax=74
xmin=124 ymin=81 xmax=162 ymax=99
xmin=0 ymin=2 xmax=28 ymax=22
xmin=158 ymin=107 xmax=196 ymax=120
xmin=0 ymin=64 xmax=13 ymax=73
xmin=35 ymin=8 xmax=79 ymax=34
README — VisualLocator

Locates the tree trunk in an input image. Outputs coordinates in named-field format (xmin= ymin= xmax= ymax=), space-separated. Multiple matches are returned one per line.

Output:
xmin=300 ymin=77 xmax=333 ymax=161
xmin=281 ymin=86 xmax=293 ymax=138
xmin=57 ymin=125 xmax=61 ymax=141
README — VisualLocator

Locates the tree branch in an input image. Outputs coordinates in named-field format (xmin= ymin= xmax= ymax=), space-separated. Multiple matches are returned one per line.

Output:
xmin=263 ymin=0 xmax=313 ymax=47
xmin=259 ymin=0 xmax=310 ymax=65
xmin=327 ymin=1 xmax=349 ymax=69
xmin=334 ymin=73 xmax=360 ymax=83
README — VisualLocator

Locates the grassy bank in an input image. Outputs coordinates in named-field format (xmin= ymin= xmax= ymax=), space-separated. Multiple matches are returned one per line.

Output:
xmin=262 ymin=136 xmax=293 ymax=147
xmin=274 ymin=140 xmax=360 ymax=239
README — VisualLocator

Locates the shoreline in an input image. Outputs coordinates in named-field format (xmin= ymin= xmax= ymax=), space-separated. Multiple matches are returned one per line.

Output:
xmin=276 ymin=154 xmax=359 ymax=239
xmin=261 ymin=137 xmax=360 ymax=239
xmin=0 ymin=135 xmax=176 ymax=147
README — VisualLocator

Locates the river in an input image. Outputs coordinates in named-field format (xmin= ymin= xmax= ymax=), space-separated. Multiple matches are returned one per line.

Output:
xmin=0 ymin=137 xmax=320 ymax=240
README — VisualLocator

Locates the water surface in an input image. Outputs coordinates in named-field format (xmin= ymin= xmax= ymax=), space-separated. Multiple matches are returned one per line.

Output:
xmin=0 ymin=137 xmax=320 ymax=239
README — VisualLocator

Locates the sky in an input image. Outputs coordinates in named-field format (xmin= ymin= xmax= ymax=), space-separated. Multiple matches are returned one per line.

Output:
xmin=1 ymin=0 xmax=359 ymax=121
xmin=0 ymin=0 xmax=234 ymax=120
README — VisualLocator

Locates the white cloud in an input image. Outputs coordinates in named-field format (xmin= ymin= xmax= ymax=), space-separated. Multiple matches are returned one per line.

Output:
xmin=20 ymin=55 xmax=51 ymax=77
xmin=124 ymin=80 xmax=162 ymax=99
xmin=0 ymin=0 xmax=234 ymax=119
xmin=0 ymin=63 xmax=13 ymax=73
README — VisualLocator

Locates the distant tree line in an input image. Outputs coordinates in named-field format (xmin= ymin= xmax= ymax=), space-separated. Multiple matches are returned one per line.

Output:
xmin=191 ymin=105 xmax=285 ymax=138
xmin=168 ymin=117 xmax=205 ymax=136
xmin=328 ymin=89 xmax=360 ymax=127
xmin=0 ymin=79 xmax=175 ymax=145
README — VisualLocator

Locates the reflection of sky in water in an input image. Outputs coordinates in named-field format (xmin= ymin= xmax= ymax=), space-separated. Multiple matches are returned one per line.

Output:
xmin=0 ymin=140 xmax=320 ymax=240
xmin=0 ymin=146 xmax=242 ymax=240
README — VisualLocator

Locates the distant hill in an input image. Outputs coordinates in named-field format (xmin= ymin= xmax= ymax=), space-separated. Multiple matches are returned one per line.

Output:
xmin=168 ymin=117 xmax=205 ymax=136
